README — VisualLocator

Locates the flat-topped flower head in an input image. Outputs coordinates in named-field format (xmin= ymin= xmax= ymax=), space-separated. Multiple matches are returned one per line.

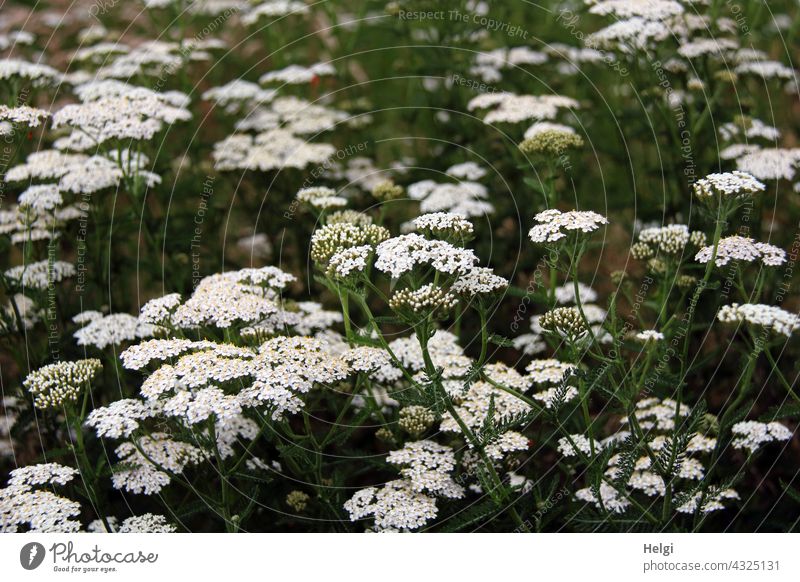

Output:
xmin=8 ymin=463 xmax=78 ymax=487
xmin=586 ymin=17 xmax=670 ymax=52
xmin=116 ymin=514 xmax=177 ymax=533
xmin=0 ymin=59 xmax=61 ymax=86
xmin=468 ymin=92 xmax=579 ymax=124
xmin=374 ymin=234 xmax=478 ymax=279
xmin=0 ymin=483 xmax=82 ymax=532
xmin=554 ymin=282 xmax=598 ymax=304
xmin=4 ymin=260 xmax=76 ymax=290
xmin=519 ymin=129 xmax=584 ymax=157
xmin=386 ymin=440 xmax=463 ymax=498
xmin=140 ymin=293 xmax=182 ymax=325
xmin=343 ymin=479 xmax=438 ymax=532
xmin=634 ymin=330 xmax=665 ymax=344
xmin=408 ymin=179 xmax=493 ymax=218
xmin=695 ymin=235 xmax=786 ymax=267
xmin=526 ymin=359 xmax=576 ymax=384
xmin=74 ymin=313 xmax=155 ymax=349
xmin=731 ymin=421 xmax=792 ymax=453
xmin=163 ymin=267 xmax=295 ymax=329
xmin=635 ymin=224 xmax=706 ymax=256
xmin=588 ymin=0 xmax=684 ymax=19
xmin=630 ymin=242 xmax=656 ymax=261
xmin=213 ymin=129 xmax=336 ymax=172
xmin=557 ymin=434 xmax=601 ymax=458
xmin=296 ymin=186 xmax=347 ymax=210
xmin=310 ymin=223 xmax=390 ymax=264
xmin=440 ymin=376 xmax=531 ymax=433
xmin=451 ymin=267 xmax=508 ymax=296
xmin=0 ymin=105 xmax=50 ymax=128
xmin=18 ymin=184 xmax=62 ymax=212
xmin=528 ymin=209 xmax=608 ymax=243
xmin=24 ymin=359 xmax=102 ymax=408
xmin=446 ymin=161 xmax=486 ymax=180
xmin=326 ymin=245 xmax=372 ymax=279
xmin=344 ymin=438 xmax=465 ymax=531
xmin=326 ymin=209 xmax=373 ymax=226
xmin=52 ymin=87 xmax=191 ymax=146
xmin=371 ymin=180 xmax=404 ymax=202
xmin=201 ymin=79 xmax=276 ymax=112
xmin=678 ymin=38 xmax=739 ymax=60
xmin=735 ymin=60 xmax=794 ymax=80
xmin=736 ymin=148 xmax=800 ymax=181
xmin=693 ymin=171 xmax=766 ymax=202
xmin=85 ymin=399 xmax=156 ymax=439
xmin=343 ymin=347 xmax=401 ymax=383
xmin=112 ymin=433 xmax=204 ymax=495
xmin=413 ymin=212 xmax=474 ymax=242
xmin=676 ymin=489 xmax=741 ymax=515
xmin=720 ymin=116 xmax=780 ymax=142
xmin=717 ymin=303 xmax=799 ymax=337
xmin=524 ymin=122 xmax=576 ymax=140
xmin=258 ymin=62 xmax=334 ymax=84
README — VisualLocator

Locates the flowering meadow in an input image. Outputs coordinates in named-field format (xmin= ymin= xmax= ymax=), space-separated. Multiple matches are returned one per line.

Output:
xmin=1 ymin=0 xmax=799 ymax=534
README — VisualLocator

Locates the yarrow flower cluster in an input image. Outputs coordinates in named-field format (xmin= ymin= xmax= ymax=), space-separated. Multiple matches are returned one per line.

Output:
xmin=693 ymin=171 xmax=766 ymax=201
xmin=468 ymin=92 xmax=579 ymax=125
xmin=554 ymin=282 xmax=597 ymax=304
xmin=526 ymin=359 xmax=576 ymax=384
xmin=296 ymin=186 xmax=347 ymax=210
xmin=407 ymin=179 xmax=493 ymax=217
xmin=450 ymin=267 xmax=508 ymax=296
xmin=4 ymin=260 xmax=76 ymax=290
xmin=633 ymin=224 xmax=706 ymax=257
xmin=0 ymin=105 xmax=50 ymax=127
xmin=635 ymin=330 xmax=665 ymax=344
xmin=145 ymin=266 xmax=297 ymax=329
xmin=374 ymin=234 xmax=478 ymax=279
xmin=528 ymin=209 xmax=609 ymax=243
xmin=539 ymin=306 xmax=590 ymax=340
xmin=326 ymin=245 xmax=372 ymax=279
xmin=371 ymin=180 xmax=404 ymax=202
xmin=115 ymin=514 xmax=177 ymax=533
xmin=389 ymin=284 xmax=458 ymax=315
xmin=736 ymin=148 xmax=800 ymax=181
xmin=342 ymin=347 xmax=401 ymax=383
xmin=112 ymin=433 xmax=205 ymax=495
xmin=85 ymin=399 xmax=156 ymax=439
xmin=24 ymin=359 xmax=102 ymax=408
xmin=74 ymin=313 xmax=156 ymax=349
xmin=570 ymin=397 xmax=737 ymax=516
xmin=398 ymin=406 xmax=436 ymax=437
xmin=310 ymin=223 xmax=390 ymax=264
xmin=717 ymin=303 xmax=800 ymax=337
xmin=17 ymin=184 xmax=63 ymax=211
xmin=343 ymin=479 xmax=438 ymax=532
xmin=1 ymin=463 xmax=82 ymax=532
xmin=412 ymin=213 xmax=474 ymax=240
xmin=695 ymin=236 xmax=786 ymax=267
xmin=519 ymin=128 xmax=584 ymax=157
xmin=8 ymin=463 xmax=78 ymax=487
xmin=557 ymin=434 xmax=600 ymax=458
xmin=344 ymin=441 xmax=463 ymax=531
xmin=731 ymin=421 xmax=793 ymax=453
